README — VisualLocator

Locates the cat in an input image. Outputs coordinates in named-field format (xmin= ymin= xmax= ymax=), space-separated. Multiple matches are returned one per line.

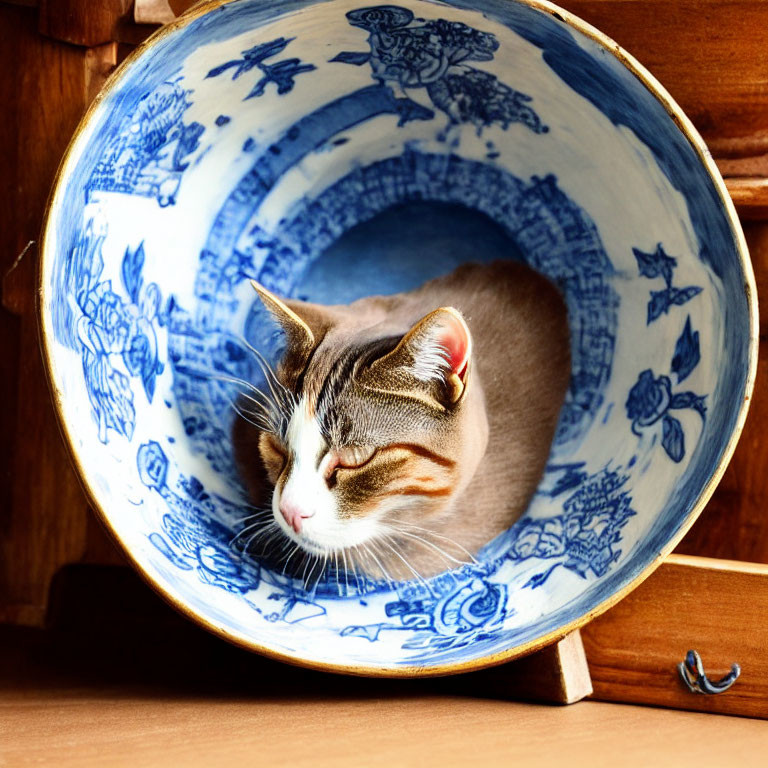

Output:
xmin=232 ymin=260 xmax=571 ymax=582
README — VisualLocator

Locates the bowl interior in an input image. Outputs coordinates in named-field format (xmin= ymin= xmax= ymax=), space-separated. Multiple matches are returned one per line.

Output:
xmin=41 ymin=0 xmax=754 ymax=673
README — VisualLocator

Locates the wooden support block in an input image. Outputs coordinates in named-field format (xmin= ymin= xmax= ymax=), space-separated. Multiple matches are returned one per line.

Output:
xmin=582 ymin=554 xmax=768 ymax=719
xmin=452 ymin=631 xmax=593 ymax=705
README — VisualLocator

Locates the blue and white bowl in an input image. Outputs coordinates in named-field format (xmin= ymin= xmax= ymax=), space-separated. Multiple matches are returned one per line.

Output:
xmin=40 ymin=0 xmax=757 ymax=674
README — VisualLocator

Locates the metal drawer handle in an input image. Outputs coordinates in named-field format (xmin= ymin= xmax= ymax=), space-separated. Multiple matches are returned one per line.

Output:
xmin=678 ymin=650 xmax=741 ymax=694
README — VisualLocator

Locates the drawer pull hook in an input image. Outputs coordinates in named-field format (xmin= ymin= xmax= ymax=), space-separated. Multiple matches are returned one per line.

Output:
xmin=678 ymin=650 xmax=740 ymax=694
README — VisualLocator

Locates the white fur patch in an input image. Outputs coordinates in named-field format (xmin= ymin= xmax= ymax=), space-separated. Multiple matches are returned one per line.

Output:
xmin=273 ymin=396 xmax=380 ymax=554
xmin=410 ymin=341 xmax=451 ymax=383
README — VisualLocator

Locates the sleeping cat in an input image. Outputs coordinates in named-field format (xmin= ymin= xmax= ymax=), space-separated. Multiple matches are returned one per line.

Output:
xmin=233 ymin=261 xmax=570 ymax=581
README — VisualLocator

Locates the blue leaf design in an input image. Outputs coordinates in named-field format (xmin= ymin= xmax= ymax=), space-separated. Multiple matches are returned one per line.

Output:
xmin=647 ymin=289 xmax=671 ymax=323
xmin=205 ymin=60 xmax=243 ymax=79
xmin=662 ymin=415 xmax=685 ymax=462
xmin=331 ymin=51 xmax=372 ymax=66
xmin=671 ymin=316 xmax=700 ymax=383
xmin=669 ymin=285 xmax=703 ymax=306
xmin=121 ymin=243 xmax=145 ymax=304
xmin=633 ymin=243 xmax=676 ymax=285
xmin=647 ymin=286 xmax=702 ymax=323
xmin=670 ymin=392 xmax=707 ymax=419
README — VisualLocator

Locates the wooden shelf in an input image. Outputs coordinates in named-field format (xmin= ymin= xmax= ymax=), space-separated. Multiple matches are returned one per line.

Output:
xmin=0 ymin=619 xmax=766 ymax=768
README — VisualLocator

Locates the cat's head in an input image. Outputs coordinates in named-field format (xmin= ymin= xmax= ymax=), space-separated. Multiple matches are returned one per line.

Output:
xmin=246 ymin=281 xmax=488 ymax=573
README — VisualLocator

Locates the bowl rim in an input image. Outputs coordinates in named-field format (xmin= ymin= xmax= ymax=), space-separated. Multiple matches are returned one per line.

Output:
xmin=37 ymin=0 xmax=759 ymax=678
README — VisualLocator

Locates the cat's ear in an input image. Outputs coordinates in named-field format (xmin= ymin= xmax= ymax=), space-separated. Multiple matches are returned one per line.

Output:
xmin=250 ymin=280 xmax=323 ymax=359
xmin=369 ymin=307 xmax=472 ymax=406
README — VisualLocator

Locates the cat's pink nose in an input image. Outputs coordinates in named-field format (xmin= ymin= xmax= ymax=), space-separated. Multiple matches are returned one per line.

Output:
xmin=279 ymin=498 xmax=312 ymax=533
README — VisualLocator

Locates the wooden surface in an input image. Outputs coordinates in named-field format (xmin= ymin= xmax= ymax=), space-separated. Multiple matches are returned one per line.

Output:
xmin=0 ymin=608 xmax=766 ymax=768
xmin=1 ymin=692 xmax=766 ymax=768
xmin=582 ymin=554 xmax=768 ymax=719
xmin=38 ymin=0 xmax=133 ymax=46
xmin=559 ymin=1 xmax=768 ymax=145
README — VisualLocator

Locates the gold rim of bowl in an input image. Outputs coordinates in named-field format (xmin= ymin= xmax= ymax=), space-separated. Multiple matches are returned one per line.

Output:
xmin=37 ymin=0 xmax=759 ymax=678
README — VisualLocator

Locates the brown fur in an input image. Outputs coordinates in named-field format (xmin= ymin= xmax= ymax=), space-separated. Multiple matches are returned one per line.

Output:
xmin=234 ymin=261 xmax=571 ymax=579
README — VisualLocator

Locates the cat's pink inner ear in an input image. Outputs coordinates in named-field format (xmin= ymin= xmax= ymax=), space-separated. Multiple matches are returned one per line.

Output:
xmin=435 ymin=308 xmax=471 ymax=381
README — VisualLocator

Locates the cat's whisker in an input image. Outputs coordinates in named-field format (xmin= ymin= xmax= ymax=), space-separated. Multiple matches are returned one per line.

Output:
xmin=391 ymin=529 xmax=473 ymax=567
xmin=242 ymin=523 xmax=277 ymax=554
xmin=229 ymin=518 xmax=273 ymax=547
xmin=300 ymin=549 xmax=314 ymax=586
xmin=334 ymin=551 xmax=342 ymax=596
xmin=281 ymin=544 xmax=301 ymax=576
xmin=200 ymin=370 xmax=272 ymax=400
xmin=231 ymin=509 xmax=271 ymax=526
xmin=236 ymin=391 xmax=280 ymax=422
xmin=244 ymin=342 xmax=296 ymax=408
xmin=340 ymin=547 xmax=351 ymax=596
xmin=397 ymin=523 xmax=480 ymax=565
xmin=377 ymin=536 xmax=432 ymax=593
xmin=348 ymin=551 xmax=363 ymax=593
xmin=227 ymin=397 xmax=276 ymax=433
xmin=240 ymin=340 xmax=295 ymax=417
xmin=255 ymin=526 xmax=283 ymax=558
xmin=363 ymin=543 xmax=396 ymax=589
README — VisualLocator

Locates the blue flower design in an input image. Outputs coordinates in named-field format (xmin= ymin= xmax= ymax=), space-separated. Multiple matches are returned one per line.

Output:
xmin=626 ymin=369 xmax=706 ymax=462
xmin=507 ymin=468 xmax=635 ymax=587
xmin=626 ymin=370 xmax=672 ymax=428
xmin=138 ymin=442 xmax=261 ymax=596
xmin=332 ymin=5 xmax=547 ymax=135
xmin=632 ymin=243 xmax=702 ymax=323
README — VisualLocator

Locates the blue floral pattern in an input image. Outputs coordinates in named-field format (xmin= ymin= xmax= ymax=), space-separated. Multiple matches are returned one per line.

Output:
xmin=508 ymin=468 xmax=635 ymax=587
xmin=633 ymin=243 xmax=702 ymax=324
xmin=53 ymin=218 xmax=164 ymax=443
xmin=626 ymin=368 xmax=706 ymax=462
xmin=332 ymin=5 xmax=547 ymax=135
xmin=341 ymin=572 xmax=510 ymax=652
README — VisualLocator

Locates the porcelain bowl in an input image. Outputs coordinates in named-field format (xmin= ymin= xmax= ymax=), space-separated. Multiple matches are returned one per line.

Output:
xmin=40 ymin=0 xmax=756 ymax=675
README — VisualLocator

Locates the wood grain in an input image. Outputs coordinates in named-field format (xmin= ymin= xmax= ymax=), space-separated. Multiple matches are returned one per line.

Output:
xmin=582 ymin=554 xmax=768 ymax=719
xmin=558 ymin=1 xmax=768 ymax=146
xmin=1 ymin=693 xmax=766 ymax=768
xmin=38 ymin=0 xmax=133 ymax=47
xmin=675 ymin=222 xmax=768 ymax=562
xmin=0 ymin=4 xmax=121 ymax=626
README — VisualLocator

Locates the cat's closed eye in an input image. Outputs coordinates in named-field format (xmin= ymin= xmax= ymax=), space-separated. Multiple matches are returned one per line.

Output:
xmin=258 ymin=433 xmax=287 ymax=483
xmin=323 ymin=444 xmax=378 ymax=485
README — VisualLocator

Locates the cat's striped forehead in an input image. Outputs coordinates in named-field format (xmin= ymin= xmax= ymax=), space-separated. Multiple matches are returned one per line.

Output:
xmin=287 ymin=333 xmax=433 ymax=446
